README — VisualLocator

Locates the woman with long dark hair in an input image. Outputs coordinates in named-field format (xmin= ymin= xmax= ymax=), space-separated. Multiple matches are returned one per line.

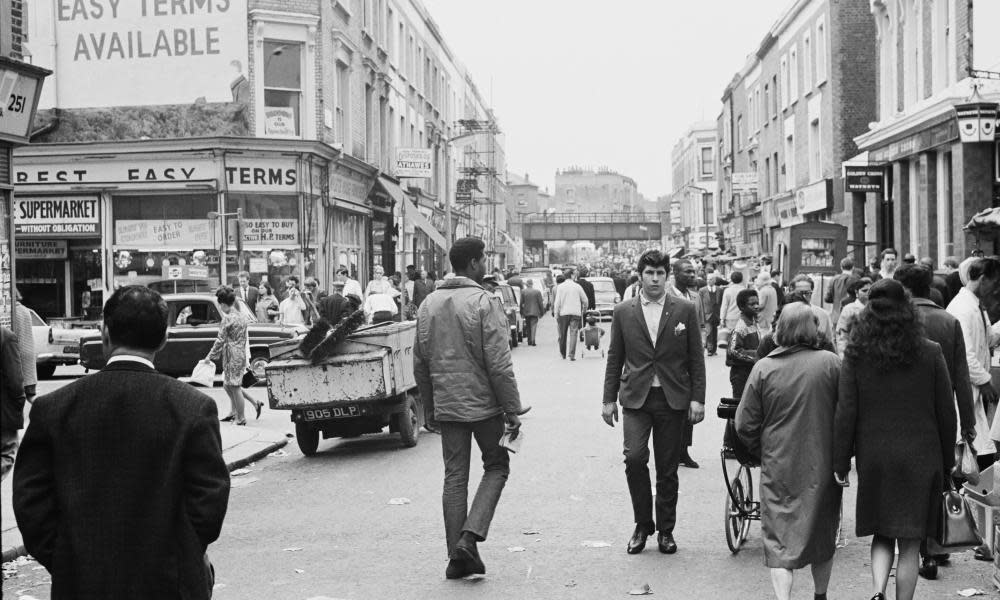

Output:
xmin=834 ymin=279 xmax=956 ymax=600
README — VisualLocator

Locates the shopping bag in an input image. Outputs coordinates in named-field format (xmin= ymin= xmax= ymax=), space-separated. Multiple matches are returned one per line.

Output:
xmin=189 ymin=360 xmax=216 ymax=388
xmin=955 ymin=441 xmax=980 ymax=485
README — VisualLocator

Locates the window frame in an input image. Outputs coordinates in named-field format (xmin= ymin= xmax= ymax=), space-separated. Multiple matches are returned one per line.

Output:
xmin=815 ymin=15 xmax=828 ymax=85
xmin=251 ymin=11 xmax=318 ymax=140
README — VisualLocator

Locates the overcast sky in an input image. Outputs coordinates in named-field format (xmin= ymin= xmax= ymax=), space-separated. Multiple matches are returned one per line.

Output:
xmin=421 ymin=0 xmax=795 ymax=201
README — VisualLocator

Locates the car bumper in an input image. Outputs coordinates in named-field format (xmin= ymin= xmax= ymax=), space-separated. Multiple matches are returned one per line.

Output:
xmin=37 ymin=352 xmax=80 ymax=365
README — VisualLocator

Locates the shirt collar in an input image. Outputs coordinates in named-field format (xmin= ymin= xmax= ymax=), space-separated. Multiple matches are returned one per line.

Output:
xmin=107 ymin=355 xmax=155 ymax=369
xmin=640 ymin=291 xmax=666 ymax=306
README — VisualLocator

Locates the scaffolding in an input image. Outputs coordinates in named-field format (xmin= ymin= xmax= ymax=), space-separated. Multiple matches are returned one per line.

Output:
xmin=455 ymin=117 xmax=502 ymax=260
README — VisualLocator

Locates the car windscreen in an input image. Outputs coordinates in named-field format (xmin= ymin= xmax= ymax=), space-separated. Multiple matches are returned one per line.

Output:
xmin=171 ymin=301 xmax=221 ymax=326
xmin=591 ymin=281 xmax=616 ymax=293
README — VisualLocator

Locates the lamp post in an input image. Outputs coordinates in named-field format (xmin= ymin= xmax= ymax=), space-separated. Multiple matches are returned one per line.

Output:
xmin=208 ymin=208 xmax=244 ymax=283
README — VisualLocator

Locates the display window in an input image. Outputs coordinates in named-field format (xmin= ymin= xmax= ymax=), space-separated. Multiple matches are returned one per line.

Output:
xmin=800 ymin=237 xmax=836 ymax=268
xmin=112 ymin=249 xmax=222 ymax=293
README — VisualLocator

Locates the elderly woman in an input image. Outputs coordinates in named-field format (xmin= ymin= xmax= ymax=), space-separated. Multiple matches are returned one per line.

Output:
xmin=835 ymin=279 xmax=956 ymax=600
xmin=834 ymin=277 xmax=872 ymax=355
xmin=736 ymin=303 xmax=842 ymax=600
xmin=202 ymin=286 xmax=262 ymax=426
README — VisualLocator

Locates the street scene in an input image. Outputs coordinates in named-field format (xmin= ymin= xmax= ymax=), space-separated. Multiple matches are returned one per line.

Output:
xmin=3 ymin=0 xmax=1000 ymax=599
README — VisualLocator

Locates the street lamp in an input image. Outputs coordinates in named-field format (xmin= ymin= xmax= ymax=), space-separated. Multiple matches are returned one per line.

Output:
xmin=208 ymin=208 xmax=244 ymax=281
xmin=681 ymin=184 xmax=712 ymax=256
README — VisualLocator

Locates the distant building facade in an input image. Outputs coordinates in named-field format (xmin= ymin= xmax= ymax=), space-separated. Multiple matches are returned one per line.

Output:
xmin=717 ymin=0 xmax=877 ymax=265
xmin=553 ymin=167 xmax=640 ymax=214
xmin=669 ymin=122 xmax=718 ymax=252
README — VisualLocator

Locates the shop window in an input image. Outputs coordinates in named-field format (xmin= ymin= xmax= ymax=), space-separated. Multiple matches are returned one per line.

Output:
xmin=263 ymin=41 xmax=303 ymax=137
xmin=113 ymin=194 xmax=218 ymax=249
xmin=112 ymin=250 xmax=222 ymax=292
xmin=801 ymin=237 xmax=835 ymax=268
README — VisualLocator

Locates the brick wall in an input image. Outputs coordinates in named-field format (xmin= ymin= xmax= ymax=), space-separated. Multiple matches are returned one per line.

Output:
xmin=830 ymin=0 xmax=878 ymax=166
xmin=10 ymin=0 xmax=24 ymax=59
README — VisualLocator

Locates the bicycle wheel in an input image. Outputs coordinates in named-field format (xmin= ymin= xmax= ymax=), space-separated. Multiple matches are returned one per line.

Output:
xmin=724 ymin=464 xmax=748 ymax=554
xmin=739 ymin=466 xmax=754 ymax=544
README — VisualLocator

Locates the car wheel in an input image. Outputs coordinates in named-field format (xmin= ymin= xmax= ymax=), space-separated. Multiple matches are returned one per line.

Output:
xmin=295 ymin=421 xmax=320 ymax=456
xmin=36 ymin=363 xmax=56 ymax=380
xmin=249 ymin=352 xmax=269 ymax=382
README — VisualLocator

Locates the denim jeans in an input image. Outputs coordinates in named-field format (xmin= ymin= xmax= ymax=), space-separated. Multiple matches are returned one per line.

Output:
xmin=440 ymin=415 xmax=510 ymax=555
xmin=557 ymin=315 xmax=582 ymax=358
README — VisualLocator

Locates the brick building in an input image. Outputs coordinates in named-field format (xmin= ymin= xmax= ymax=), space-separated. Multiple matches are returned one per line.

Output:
xmin=12 ymin=0 xmax=506 ymax=319
xmin=850 ymin=0 xmax=1000 ymax=264
xmin=717 ymin=0 xmax=877 ymax=271
xmin=668 ymin=122 xmax=718 ymax=253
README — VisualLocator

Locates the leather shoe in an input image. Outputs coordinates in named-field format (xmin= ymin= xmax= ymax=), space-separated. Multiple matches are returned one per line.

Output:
xmin=451 ymin=541 xmax=485 ymax=575
xmin=445 ymin=559 xmax=473 ymax=579
xmin=627 ymin=525 xmax=652 ymax=554
xmin=658 ymin=532 xmax=677 ymax=554
xmin=680 ymin=456 xmax=700 ymax=469
xmin=220 ymin=414 xmax=234 ymax=422
xmin=918 ymin=556 xmax=938 ymax=580
xmin=974 ymin=544 xmax=994 ymax=562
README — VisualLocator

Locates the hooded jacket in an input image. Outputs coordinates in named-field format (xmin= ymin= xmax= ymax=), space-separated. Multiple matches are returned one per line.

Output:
xmin=414 ymin=276 xmax=522 ymax=422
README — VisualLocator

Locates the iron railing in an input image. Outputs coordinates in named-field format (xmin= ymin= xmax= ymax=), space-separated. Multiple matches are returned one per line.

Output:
xmin=515 ymin=212 xmax=661 ymax=224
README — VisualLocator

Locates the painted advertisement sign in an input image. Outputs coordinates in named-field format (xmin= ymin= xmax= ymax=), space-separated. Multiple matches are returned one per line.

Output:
xmin=115 ymin=219 xmax=214 ymax=247
xmin=33 ymin=0 xmax=248 ymax=108
xmin=15 ymin=239 xmax=69 ymax=259
xmin=226 ymin=219 xmax=299 ymax=245
xmin=395 ymin=148 xmax=433 ymax=178
xmin=13 ymin=197 xmax=100 ymax=236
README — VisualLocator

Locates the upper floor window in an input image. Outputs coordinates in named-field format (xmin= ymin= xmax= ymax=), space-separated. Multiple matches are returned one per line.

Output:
xmin=700 ymin=147 xmax=714 ymax=177
xmin=803 ymin=31 xmax=813 ymax=91
xmin=780 ymin=56 xmax=789 ymax=109
xmin=815 ymin=16 xmax=827 ymax=84
xmin=789 ymin=45 xmax=799 ymax=100
xmin=263 ymin=41 xmax=303 ymax=137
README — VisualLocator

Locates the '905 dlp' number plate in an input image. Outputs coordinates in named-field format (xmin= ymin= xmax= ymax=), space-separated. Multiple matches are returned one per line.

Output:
xmin=302 ymin=405 xmax=363 ymax=421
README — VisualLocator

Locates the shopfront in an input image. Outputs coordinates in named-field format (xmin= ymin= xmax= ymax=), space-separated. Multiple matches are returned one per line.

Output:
xmin=329 ymin=158 xmax=375 ymax=285
xmin=13 ymin=138 xmax=338 ymax=309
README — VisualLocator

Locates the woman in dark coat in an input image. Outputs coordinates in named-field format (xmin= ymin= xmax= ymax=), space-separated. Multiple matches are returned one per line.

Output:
xmin=736 ymin=303 xmax=842 ymax=600
xmin=834 ymin=279 xmax=956 ymax=600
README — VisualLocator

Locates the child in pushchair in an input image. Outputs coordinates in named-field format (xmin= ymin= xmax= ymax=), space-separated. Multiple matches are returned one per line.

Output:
xmin=578 ymin=310 xmax=606 ymax=358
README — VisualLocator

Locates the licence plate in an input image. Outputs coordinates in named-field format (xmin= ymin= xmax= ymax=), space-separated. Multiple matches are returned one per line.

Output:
xmin=64 ymin=346 xmax=79 ymax=354
xmin=301 ymin=405 xmax=363 ymax=421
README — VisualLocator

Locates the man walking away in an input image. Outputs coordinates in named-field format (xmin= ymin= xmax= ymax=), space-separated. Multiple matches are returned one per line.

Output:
xmin=414 ymin=237 xmax=524 ymax=580
xmin=602 ymin=249 xmax=706 ymax=556
xmin=578 ymin=267 xmax=596 ymax=311
xmin=12 ymin=293 xmax=37 ymax=400
xmin=14 ymin=286 xmax=230 ymax=599
xmin=520 ymin=279 xmax=545 ymax=346
xmin=719 ymin=271 xmax=745 ymax=343
xmin=824 ymin=258 xmax=857 ymax=327
xmin=554 ymin=270 xmax=588 ymax=360
xmin=1 ymin=326 xmax=26 ymax=480
xmin=699 ymin=276 xmax=724 ymax=356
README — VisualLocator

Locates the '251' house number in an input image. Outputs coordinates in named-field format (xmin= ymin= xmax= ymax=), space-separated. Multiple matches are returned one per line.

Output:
xmin=2 ymin=94 xmax=27 ymax=117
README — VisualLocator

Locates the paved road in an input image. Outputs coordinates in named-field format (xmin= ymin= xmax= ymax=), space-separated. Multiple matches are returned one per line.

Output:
xmin=5 ymin=316 xmax=1000 ymax=599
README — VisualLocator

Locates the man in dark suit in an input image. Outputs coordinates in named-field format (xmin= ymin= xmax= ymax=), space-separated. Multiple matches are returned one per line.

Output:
xmin=520 ymin=278 xmax=546 ymax=346
xmin=894 ymin=264 xmax=976 ymax=579
xmin=14 ymin=286 xmax=230 ymax=599
xmin=1 ymin=326 xmax=26 ymax=480
xmin=318 ymin=281 xmax=351 ymax=324
xmin=236 ymin=270 xmax=259 ymax=311
xmin=602 ymin=249 xmax=706 ymax=556
xmin=699 ymin=275 xmax=724 ymax=356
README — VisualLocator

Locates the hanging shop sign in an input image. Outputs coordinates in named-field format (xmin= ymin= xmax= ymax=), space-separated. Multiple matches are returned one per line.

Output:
xmin=115 ymin=219 xmax=214 ymax=247
xmin=394 ymin=148 xmax=433 ymax=178
xmin=13 ymin=197 xmax=101 ymax=236
xmin=34 ymin=0 xmax=248 ymax=109
xmin=456 ymin=178 xmax=477 ymax=203
xmin=794 ymin=179 xmax=831 ymax=215
xmin=225 ymin=157 xmax=299 ymax=193
xmin=0 ymin=59 xmax=50 ymax=144
xmin=330 ymin=168 xmax=369 ymax=206
xmin=844 ymin=166 xmax=885 ymax=194
xmin=14 ymin=239 xmax=68 ymax=260
xmin=226 ymin=219 xmax=299 ymax=245
xmin=955 ymin=101 xmax=998 ymax=143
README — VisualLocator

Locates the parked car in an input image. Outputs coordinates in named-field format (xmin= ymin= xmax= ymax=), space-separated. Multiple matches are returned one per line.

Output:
xmin=79 ymin=293 xmax=307 ymax=378
xmin=496 ymin=282 xmax=524 ymax=348
xmin=587 ymin=276 xmax=621 ymax=320
xmin=26 ymin=309 xmax=100 ymax=379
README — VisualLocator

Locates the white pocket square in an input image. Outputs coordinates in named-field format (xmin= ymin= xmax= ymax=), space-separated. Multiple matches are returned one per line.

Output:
xmin=674 ymin=323 xmax=687 ymax=335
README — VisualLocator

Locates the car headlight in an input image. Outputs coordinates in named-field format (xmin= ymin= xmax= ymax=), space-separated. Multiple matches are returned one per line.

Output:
xmin=614 ymin=295 xmax=621 ymax=303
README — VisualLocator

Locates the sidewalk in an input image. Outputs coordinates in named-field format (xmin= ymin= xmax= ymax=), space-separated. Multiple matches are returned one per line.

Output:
xmin=1 ymin=422 xmax=288 ymax=563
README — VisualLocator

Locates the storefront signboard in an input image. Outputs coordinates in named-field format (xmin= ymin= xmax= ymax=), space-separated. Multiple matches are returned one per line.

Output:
xmin=845 ymin=166 xmax=885 ymax=194
xmin=330 ymin=169 xmax=369 ymax=206
xmin=15 ymin=239 xmax=68 ymax=260
xmin=227 ymin=219 xmax=299 ymax=245
xmin=15 ymin=159 xmax=213 ymax=185
xmin=14 ymin=197 xmax=100 ymax=236
xmin=226 ymin=157 xmax=299 ymax=193
xmin=732 ymin=172 xmax=759 ymax=194
xmin=868 ymin=118 xmax=958 ymax=163
xmin=32 ymin=0 xmax=248 ymax=109
xmin=115 ymin=219 xmax=214 ymax=247
xmin=394 ymin=148 xmax=433 ymax=178
xmin=794 ymin=179 xmax=831 ymax=215
xmin=0 ymin=66 xmax=42 ymax=142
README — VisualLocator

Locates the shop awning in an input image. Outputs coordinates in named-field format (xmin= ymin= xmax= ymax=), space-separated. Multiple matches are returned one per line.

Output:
xmin=377 ymin=177 xmax=447 ymax=251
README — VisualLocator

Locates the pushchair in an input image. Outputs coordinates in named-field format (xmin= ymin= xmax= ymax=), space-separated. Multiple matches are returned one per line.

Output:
xmin=578 ymin=310 xmax=605 ymax=358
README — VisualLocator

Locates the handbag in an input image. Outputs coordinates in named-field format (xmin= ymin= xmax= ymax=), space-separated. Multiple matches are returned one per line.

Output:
xmin=927 ymin=480 xmax=983 ymax=554
xmin=241 ymin=367 xmax=259 ymax=388
xmin=955 ymin=441 xmax=981 ymax=485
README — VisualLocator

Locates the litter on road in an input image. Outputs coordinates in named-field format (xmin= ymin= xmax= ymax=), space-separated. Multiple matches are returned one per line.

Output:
xmin=231 ymin=468 xmax=253 ymax=476
xmin=387 ymin=497 xmax=411 ymax=505
xmin=581 ymin=540 xmax=612 ymax=548
xmin=629 ymin=583 xmax=653 ymax=595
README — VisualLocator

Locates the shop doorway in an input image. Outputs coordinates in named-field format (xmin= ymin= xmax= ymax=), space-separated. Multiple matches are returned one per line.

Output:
xmin=16 ymin=238 xmax=103 ymax=321
xmin=17 ymin=257 xmax=64 ymax=319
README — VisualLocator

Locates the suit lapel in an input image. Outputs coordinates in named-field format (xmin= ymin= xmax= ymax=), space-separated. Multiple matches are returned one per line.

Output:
xmin=632 ymin=298 xmax=655 ymax=348
xmin=655 ymin=296 xmax=674 ymax=346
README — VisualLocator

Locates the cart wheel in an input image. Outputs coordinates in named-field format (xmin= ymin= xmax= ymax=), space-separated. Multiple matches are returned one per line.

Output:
xmin=397 ymin=392 xmax=420 ymax=448
xmin=725 ymin=465 xmax=748 ymax=554
xmin=296 ymin=421 xmax=320 ymax=457
xmin=740 ymin=468 xmax=754 ymax=544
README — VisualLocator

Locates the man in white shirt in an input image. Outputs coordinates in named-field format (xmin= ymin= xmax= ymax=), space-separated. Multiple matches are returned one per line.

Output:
xmin=947 ymin=257 xmax=1000 ymax=464
xmin=718 ymin=271 xmax=745 ymax=339
xmin=553 ymin=275 xmax=588 ymax=360
xmin=337 ymin=267 xmax=364 ymax=300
